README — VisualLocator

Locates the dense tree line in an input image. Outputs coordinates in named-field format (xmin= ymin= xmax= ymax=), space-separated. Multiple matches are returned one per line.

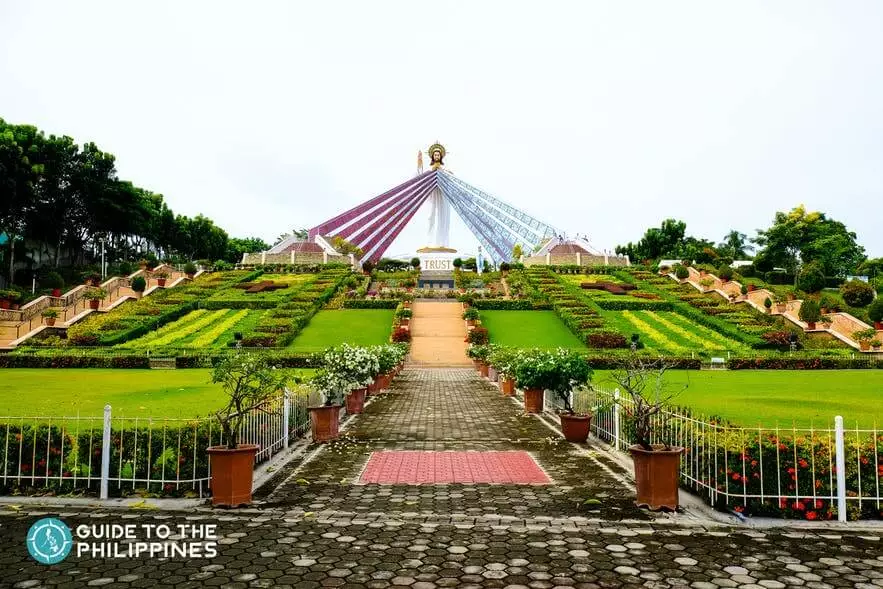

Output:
xmin=616 ymin=205 xmax=868 ymax=280
xmin=0 ymin=118 xmax=268 ymax=284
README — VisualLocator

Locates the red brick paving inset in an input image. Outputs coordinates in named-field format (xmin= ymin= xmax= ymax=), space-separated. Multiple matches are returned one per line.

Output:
xmin=359 ymin=451 xmax=551 ymax=484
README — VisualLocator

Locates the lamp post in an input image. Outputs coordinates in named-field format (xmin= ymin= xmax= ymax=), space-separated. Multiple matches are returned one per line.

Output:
xmin=100 ymin=238 xmax=106 ymax=280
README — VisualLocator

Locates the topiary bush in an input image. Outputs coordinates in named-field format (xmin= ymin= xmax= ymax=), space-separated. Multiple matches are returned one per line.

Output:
xmin=840 ymin=279 xmax=875 ymax=308
xmin=717 ymin=266 xmax=734 ymax=281
xmin=868 ymin=297 xmax=883 ymax=325
xmin=798 ymin=299 xmax=821 ymax=324
xmin=797 ymin=262 xmax=826 ymax=293
xmin=130 ymin=275 xmax=147 ymax=294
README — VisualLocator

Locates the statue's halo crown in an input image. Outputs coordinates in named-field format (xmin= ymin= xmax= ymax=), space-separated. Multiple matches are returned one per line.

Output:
xmin=427 ymin=142 xmax=446 ymax=158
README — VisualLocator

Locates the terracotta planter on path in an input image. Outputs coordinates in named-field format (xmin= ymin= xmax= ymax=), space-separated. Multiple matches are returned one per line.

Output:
xmin=629 ymin=445 xmax=684 ymax=511
xmin=523 ymin=388 xmax=544 ymax=413
xmin=560 ymin=413 xmax=592 ymax=443
xmin=207 ymin=444 xmax=259 ymax=507
xmin=345 ymin=388 xmax=367 ymax=414
xmin=309 ymin=405 xmax=342 ymax=442
xmin=500 ymin=377 xmax=515 ymax=396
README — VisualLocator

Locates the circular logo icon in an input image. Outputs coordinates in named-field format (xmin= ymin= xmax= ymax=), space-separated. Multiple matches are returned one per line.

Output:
xmin=26 ymin=518 xmax=73 ymax=565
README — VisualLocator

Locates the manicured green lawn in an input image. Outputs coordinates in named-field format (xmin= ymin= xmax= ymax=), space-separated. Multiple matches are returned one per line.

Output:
xmin=480 ymin=311 xmax=587 ymax=349
xmin=289 ymin=310 xmax=394 ymax=352
xmin=0 ymin=368 xmax=314 ymax=418
xmin=592 ymin=369 xmax=883 ymax=428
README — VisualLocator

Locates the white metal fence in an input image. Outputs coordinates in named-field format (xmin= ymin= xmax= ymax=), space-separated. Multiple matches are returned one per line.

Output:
xmin=0 ymin=387 xmax=319 ymax=498
xmin=541 ymin=385 xmax=883 ymax=521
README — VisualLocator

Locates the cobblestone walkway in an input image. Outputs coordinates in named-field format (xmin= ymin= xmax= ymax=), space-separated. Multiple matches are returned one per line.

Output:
xmin=2 ymin=368 xmax=882 ymax=588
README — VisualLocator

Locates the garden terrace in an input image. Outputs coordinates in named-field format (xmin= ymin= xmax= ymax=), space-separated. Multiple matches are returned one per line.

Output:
xmin=64 ymin=270 xmax=259 ymax=346
xmin=287 ymin=309 xmax=395 ymax=352
xmin=478 ymin=310 xmax=587 ymax=349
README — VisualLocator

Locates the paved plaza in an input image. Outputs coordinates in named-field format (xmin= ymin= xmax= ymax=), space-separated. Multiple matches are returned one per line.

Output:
xmin=1 ymin=368 xmax=882 ymax=588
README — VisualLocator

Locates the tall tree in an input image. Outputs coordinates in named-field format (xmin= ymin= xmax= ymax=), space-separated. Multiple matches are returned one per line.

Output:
xmin=754 ymin=205 xmax=864 ymax=278
xmin=719 ymin=230 xmax=754 ymax=259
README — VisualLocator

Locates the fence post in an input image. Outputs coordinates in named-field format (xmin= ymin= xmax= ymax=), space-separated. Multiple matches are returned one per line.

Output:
xmin=834 ymin=415 xmax=847 ymax=523
xmin=283 ymin=388 xmax=291 ymax=450
xmin=613 ymin=388 xmax=621 ymax=451
xmin=100 ymin=404 xmax=112 ymax=500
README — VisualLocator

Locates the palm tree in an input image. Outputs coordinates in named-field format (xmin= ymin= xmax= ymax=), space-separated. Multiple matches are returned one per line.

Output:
xmin=720 ymin=230 xmax=754 ymax=259
xmin=274 ymin=228 xmax=310 ymax=246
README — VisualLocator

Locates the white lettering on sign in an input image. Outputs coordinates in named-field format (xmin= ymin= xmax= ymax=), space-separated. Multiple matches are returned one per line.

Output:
xmin=421 ymin=258 xmax=453 ymax=271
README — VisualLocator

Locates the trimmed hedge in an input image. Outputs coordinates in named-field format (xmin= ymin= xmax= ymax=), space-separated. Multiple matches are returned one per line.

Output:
xmin=472 ymin=299 xmax=552 ymax=310
xmin=343 ymin=299 xmax=401 ymax=309
xmin=594 ymin=299 xmax=674 ymax=311
xmin=728 ymin=357 xmax=882 ymax=370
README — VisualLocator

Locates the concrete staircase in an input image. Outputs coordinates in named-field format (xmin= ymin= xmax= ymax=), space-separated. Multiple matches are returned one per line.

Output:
xmin=0 ymin=264 xmax=197 ymax=350
xmin=408 ymin=301 xmax=472 ymax=366
xmin=671 ymin=267 xmax=881 ymax=351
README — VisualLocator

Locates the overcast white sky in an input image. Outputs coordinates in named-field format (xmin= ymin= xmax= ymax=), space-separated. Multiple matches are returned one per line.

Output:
xmin=2 ymin=1 xmax=881 ymax=258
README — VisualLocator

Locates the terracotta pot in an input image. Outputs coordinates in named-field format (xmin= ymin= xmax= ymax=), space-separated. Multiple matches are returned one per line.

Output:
xmin=345 ymin=388 xmax=367 ymax=414
xmin=748 ymin=285 xmax=756 ymax=292
xmin=367 ymin=379 xmax=380 ymax=395
xmin=806 ymin=321 xmax=816 ymax=330
xmin=309 ymin=405 xmax=342 ymax=442
xmin=787 ymin=294 xmax=795 ymax=301
xmin=523 ymin=388 xmax=544 ymax=413
xmin=875 ymin=322 xmax=883 ymax=330
xmin=157 ymin=278 xmax=167 ymax=287
xmin=11 ymin=303 xmax=19 ymax=310
xmin=207 ymin=444 xmax=259 ymax=507
xmin=478 ymin=362 xmax=489 ymax=378
xmin=186 ymin=272 xmax=195 ymax=279
xmin=560 ymin=413 xmax=592 ymax=443
xmin=629 ymin=444 xmax=684 ymax=511
xmin=466 ymin=319 xmax=475 ymax=327
xmin=51 ymin=288 xmax=62 ymax=298
xmin=0 ymin=300 xmax=9 ymax=310
xmin=860 ymin=342 xmax=870 ymax=351
xmin=501 ymin=377 xmax=515 ymax=396
xmin=89 ymin=299 xmax=100 ymax=310
xmin=44 ymin=317 xmax=56 ymax=327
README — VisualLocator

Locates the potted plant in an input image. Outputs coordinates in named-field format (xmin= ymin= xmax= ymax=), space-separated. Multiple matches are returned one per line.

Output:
xmin=740 ymin=284 xmax=748 ymax=298
xmin=84 ymin=287 xmax=107 ymax=310
xmin=674 ymin=266 xmax=689 ymax=282
xmin=544 ymin=349 xmax=593 ymax=442
xmin=699 ymin=277 xmax=715 ymax=292
xmin=609 ymin=356 xmax=685 ymax=511
xmin=467 ymin=344 xmax=492 ymax=378
xmin=871 ymin=340 xmax=882 ymax=352
xmin=747 ymin=282 xmax=757 ymax=292
xmin=512 ymin=348 xmax=585 ymax=416
xmin=717 ymin=266 xmax=733 ymax=283
xmin=207 ymin=353 xmax=288 ymax=507
xmin=853 ymin=328 xmax=878 ymax=351
xmin=184 ymin=262 xmax=197 ymax=279
xmin=41 ymin=308 xmax=59 ymax=326
xmin=798 ymin=299 xmax=821 ymax=330
xmin=0 ymin=289 xmax=19 ymax=310
xmin=489 ymin=346 xmax=519 ymax=396
xmin=130 ymin=275 xmax=147 ymax=298
xmin=868 ymin=298 xmax=883 ymax=331
xmin=763 ymin=296 xmax=772 ymax=314
xmin=312 ymin=344 xmax=379 ymax=428
xmin=43 ymin=271 xmax=64 ymax=298
xmin=396 ymin=306 xmax=412 ymax=327
xmin=154 ymin=270 xmax=169 ymax=287
xmin=462 ymin=307 xmax=480 ymax=327
xmin=82 ymin=271 xmax=101 ymax=287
